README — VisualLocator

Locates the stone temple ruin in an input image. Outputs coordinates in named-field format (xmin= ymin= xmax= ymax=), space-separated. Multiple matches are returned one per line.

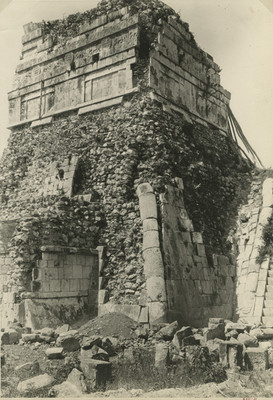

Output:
xmin=0 ymin=0 xmax=272 ymax=332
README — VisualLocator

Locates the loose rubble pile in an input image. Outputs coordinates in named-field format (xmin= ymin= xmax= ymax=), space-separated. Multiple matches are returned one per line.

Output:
xmin=2 ymin=314 xmax=273 ymax=397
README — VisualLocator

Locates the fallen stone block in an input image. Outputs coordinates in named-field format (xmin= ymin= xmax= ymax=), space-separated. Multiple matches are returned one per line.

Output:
xmin=45 ymin=347 xmax=64 ymax=360
xmin=250 ymin=327 xmax=273 ymax=340
xmin=80 ymin=345 xmax=109 ymax=361
xmin=203 ymin=323 xmax=225 ymax=341
xmin=172 ymin=326 xmax=193 ymax=349
xmin=245 ymin=348 xmax=269 ymax=371
xmin=81 ymin=335 xmax=102 ymax=350
xmin=80 ymin=358 xmax=111 ymax=390
xmin=55 ymin=324 xmax=70 ymax=336
xmin=40 ymin=327 xmax=55 ymax=337
xmin=56 ymin=331 xmax=81 ymax=352
xmin=101 ymin=337 xmax=119 ymax=356
xmin=22 ymin=333 xmax=39 ymax=343
xmin=1 ymin=332 xmax=10 ymax=344
xmin=15 ymin=360 xmax=41 ymax=380
xmin=156 ymin=321 xmax=179 ymax=341
xmin=17 ymin=373 xmax=54 ymax=394
xmin=237 ymin=333 xmax=258 ymax=347
xmin=155 ymin=342 xmax=170 ymax=370
xmin=225 ymin=329 xmax=238 ymax=339
xmin=1 ymin=329 xmax=20 ymax=344
xmin=66 ymin=368 xmax=87 ymax=393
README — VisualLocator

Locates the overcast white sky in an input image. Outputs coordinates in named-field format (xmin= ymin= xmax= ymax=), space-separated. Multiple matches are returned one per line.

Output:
xmin=0 ymin=0 xmax=272 ymax=167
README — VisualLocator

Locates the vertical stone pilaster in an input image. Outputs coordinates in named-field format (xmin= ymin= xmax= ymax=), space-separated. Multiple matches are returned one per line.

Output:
xmin=137 ymin=183 xmax=167 ymax=323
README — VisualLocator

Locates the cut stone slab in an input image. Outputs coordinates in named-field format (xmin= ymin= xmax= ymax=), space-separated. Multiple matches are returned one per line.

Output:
xmin=17 ymin=373 xmax=54 ymax=394
xmin=80 ymin=358 xmax=111 ymax=390
xmin=156 ymin=321 xmax=178 ymax=341
xmin=245 ymin=348 xmax=269 ymax=371
xmin=225 ymin=322 xmax=247 ymax=333
xmin=45 ymin=348 xmax=64 ymax=360
xmin=15 ymin=360 xmax=41 ymax=380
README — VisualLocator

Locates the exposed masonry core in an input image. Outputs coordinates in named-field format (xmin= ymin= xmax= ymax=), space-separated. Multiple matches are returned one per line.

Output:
xmin=0 ymin=0 xmax=268 ymax=330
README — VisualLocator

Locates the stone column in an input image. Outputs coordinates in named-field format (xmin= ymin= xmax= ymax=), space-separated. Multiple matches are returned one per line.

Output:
xmin=137 ymin=183 xmax=167 ymax=323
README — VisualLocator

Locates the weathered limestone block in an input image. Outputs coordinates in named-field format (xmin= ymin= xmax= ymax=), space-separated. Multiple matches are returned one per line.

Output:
xmin=143 ymin=230 xmax=160 ymax=251
xmin=142 ymin=248 xmax=165 ymax=278
xmin=148 ymin=302 xmax=168 ymax=323
xmin=155 ymin=343 xmax=170 ymax=370
xmin=17 ymin=373 xmax=54 ymax=394
xmin=237 ymin=333 xmax=259 ymax=347
xmin=156 ymin=321 xmax=178 ymax=340
xmin=146 ymin=277 xmax=167 ymax=302
xmin=45 ymin=348 xmax=64 ymax=360
xmin=259 ymin=207 xmax=272 ymax=226
xmin=138 ymin=193 xmax=157 ymax=221
xmin=80 ymin=358 xmax=111 ymax=390
xmin=219 ymin=341 xmax=244 ymax=370
xmin=262 ymin=178 xmax=273 ymax=207
xmin=143 ymin=219 xmax=159 ymax=232
xmin=15 ymin=361 xmax=41 ymax=380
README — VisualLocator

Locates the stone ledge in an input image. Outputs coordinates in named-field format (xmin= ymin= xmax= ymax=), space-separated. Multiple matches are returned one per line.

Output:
xmin=34 ymin=291 xmax=89 ymax=299
xmin=40 ymin=246 xmax=98 ymax=255
xmin=31 ymin=117 xmax=53 ymax=128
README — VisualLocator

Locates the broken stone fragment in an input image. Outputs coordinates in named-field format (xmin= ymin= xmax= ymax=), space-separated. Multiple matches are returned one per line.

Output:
xmin=45 ymin=347 xmax=64 ymax=360
xmin=237 ymin=333 xmax=259 ymax=347
xmin=21 ymin=333 xmax=39 ymax=343
xmin=40 ymin=327 xmax=55 ymax=337
xmin=225 ymin=322 xmax=247 ymax=333
xmin=81 ymin=345 xmax=109 ymax=361
xmin=156 ymin=321 xmax=179 ymax=341
xmin=172 ymin=326 xmax=193 ymax=349
xmin=250 ymin=327 xmax=273 ymax=340
xmin=155 ymin=342 xmax=170 ymax=370
xmin=55 ymin=324 xmax=70 ymax=336
xmin=203 ymin=322 xmax=225 ymax=341
xmin=81 ymin=335 xmax=102 ymax=350
xmin=135 ymin=326 xmax=149 ymax=340
xmin=101 ymin=337 xmax=119 ymax=356
xmin=56 ymin=331 xmax=81 ymax=352
xmin=15 ymin=360 xmax=41 ymax=380
xmin=17 ymin=373 xmax=55 ymax=394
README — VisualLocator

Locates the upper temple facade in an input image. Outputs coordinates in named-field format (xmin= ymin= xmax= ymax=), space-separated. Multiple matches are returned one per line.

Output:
xmin=8 ymin=2 xmax=230 ymax=133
